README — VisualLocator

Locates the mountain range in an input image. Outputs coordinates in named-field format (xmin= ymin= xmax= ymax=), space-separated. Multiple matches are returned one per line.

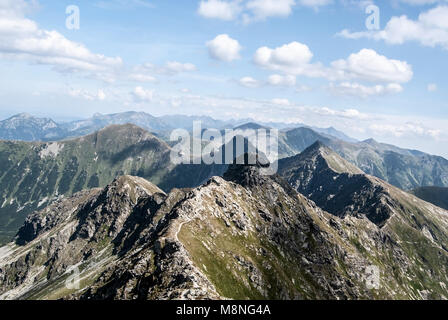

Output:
xmin=0 ymin=112 xmax=353 ymax=143
xmin=1 ymin=119 xmax=448 ymax=245
xmin=1 ymin=145 xmax=447 ymax=299
xmin=2 ymin=112 xmax=446 ymax=192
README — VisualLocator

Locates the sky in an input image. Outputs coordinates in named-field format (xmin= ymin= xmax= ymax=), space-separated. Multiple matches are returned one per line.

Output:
xmin=0 ymin=0 xmax=447 ymax=157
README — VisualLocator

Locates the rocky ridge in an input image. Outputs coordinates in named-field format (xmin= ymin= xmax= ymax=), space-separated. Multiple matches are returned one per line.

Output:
xmin=1 ymin=156 xmax=448 ymax=299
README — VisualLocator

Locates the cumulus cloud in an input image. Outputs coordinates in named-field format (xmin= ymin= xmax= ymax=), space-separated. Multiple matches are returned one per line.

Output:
xmin=331 ymin=49 xmax=413 ymax=83
xmin=131 ymin=86 xmax=154 ymax=102
xmin=253 ymin=42 xmax=412 ymax=84
xmin=0 ymin=0 xmax=122 ymax=75
xmin=198 ymin=0 xmax=241 ymax=20
xmin=268 ymin=74 xmax=296 ymax=86
xmin=338 ymin=6 xmax=448 ymax=50
xmin=207 ymin=34 xmax=242 ymax=62
xmin=246 ymin=0 xmax=296 ymax=20
xmin=253 ymin=41 xmax=325 ymax=77
xmin=329 ymin=82 xmax=403 ymax=98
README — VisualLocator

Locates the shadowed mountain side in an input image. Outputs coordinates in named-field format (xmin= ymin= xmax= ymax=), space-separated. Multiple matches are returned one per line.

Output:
xmin=411 ymin=186 xmax=448 ymax=210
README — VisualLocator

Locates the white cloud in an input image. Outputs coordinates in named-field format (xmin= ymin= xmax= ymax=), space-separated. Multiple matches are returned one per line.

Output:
xmin=239 ymin=76 xmax=260 ymax=88
xmin=129 ymin=61 xmax=196 ymax=82
xmin=268 ymin=74 xmax=296 ymax=86
xmin=339 ymin=6 xmax=448 ymax=50
xmin=69 ymin=88 xmax=107 ymax=101
xmin=0 ymin=0 xmax=122 ymax=75
xmin=131 ymin=86 xmax=154 ymax=102
xmin=165 ymin=61 xmax=197 ymax=73
xmin=207 ymin=34 xmax=242 ymax=62
xmin=128 ymin=73 xmax=157 ymax=82
xmin=198 ymin=0 xmax=333 ymax=23
xmin=246 ymin=0 xmax=295 ymax=20
xmin=253 ymin=43 xmax=412 ymax=84
xmin=316 ymin=107 xmax=370 ymax=119
xmin=254 ymin=41 xmax=313 ymax=67
xmin=369 ymin=122 xmax=441 ymax=138
xmin=329 ymin=82 xmax=403 ymax=97
xmin=198 ymin=0 xmax=241 ymax=20
xmin=253 ymin=41 xmax=323 ymax=76
xmin=427 ymin=83 xmax=438 ymax=91
xmin=331 ymin=49 xmax=413 ymax=83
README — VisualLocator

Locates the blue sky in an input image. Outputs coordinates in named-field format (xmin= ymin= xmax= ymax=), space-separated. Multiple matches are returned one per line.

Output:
xmin=0 ymin=0 xmax=447 ymax=157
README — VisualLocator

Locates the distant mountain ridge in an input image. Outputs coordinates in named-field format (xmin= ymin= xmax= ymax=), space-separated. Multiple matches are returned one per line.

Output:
xmin=0 ymin=111 xmax=356 ymax=143
xmin=0 ymin=113 xmax=65 ymax=141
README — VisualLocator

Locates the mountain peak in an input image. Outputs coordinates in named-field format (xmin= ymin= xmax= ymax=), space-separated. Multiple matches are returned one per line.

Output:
xmin=279 ymin=141 xmax=363 ymax=179
xmin=13 ymin=113 xmax=33 ymax=119
xmin=304 ymin=141 xmax=364 ymax=175
xmin=362 ymin=138 xmax=379 ymax=145
xmin=223 ymin=153 xmax=271 ymax=187
xmin=305 ymin=140 xmax=328 ymax=152
xmin=110 ymin=175 xmax=166 ymax=198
